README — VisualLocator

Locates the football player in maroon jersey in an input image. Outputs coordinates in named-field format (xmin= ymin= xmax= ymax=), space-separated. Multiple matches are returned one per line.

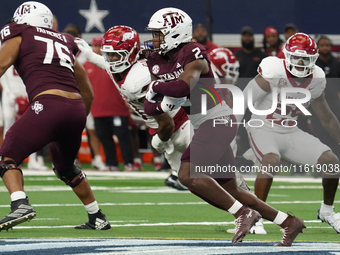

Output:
xmin=143 ymin=7 xmax=305 ymax=246
xmin=0 ymin=1 xmax=110 ymax=231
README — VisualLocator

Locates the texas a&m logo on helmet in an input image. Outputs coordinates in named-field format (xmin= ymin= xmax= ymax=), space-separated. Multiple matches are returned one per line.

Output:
xmin=162 ymin=12 xmax=184 ymax=28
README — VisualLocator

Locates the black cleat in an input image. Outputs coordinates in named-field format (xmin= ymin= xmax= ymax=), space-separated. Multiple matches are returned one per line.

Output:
xmin=75 ymin=209 xmax=111 ymax=230
xmin=0 ymin=197 xmax=36 ymax=232
xmin=164 ymin=174 xmax=187 ymax=191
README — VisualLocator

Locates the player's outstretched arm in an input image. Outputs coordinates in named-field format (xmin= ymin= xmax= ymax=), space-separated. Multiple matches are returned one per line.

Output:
xmin=311 ymin=93 xmax=340 ymax=143
xmin=74 ymin=59 xmax=94 ymax=115
xmin=74 ymin=38 xmax=107 ymax=70
xmin=0 ymin=36 xmax=21 ymax=78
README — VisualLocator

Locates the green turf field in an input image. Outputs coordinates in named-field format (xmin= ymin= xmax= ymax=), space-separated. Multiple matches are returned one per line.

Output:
xmin=0 ymin=166 xmax=339 ymax=244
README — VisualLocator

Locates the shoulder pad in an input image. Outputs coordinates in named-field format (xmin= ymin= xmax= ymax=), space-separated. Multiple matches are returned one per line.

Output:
xmin=121 ymin=60 xmax=151 ymax=101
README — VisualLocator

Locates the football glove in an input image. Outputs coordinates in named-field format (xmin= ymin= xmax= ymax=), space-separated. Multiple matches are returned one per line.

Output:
xmin=151 ymin=134 xmax=174 ymax=154
xmin=145 ymin=80 xmax=163 ymax=103
xmin=74 ymin=38 xmax=106 ymax=70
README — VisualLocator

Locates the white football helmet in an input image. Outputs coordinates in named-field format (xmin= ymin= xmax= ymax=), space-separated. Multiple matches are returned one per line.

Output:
xmin=13 ymin=1 xmax=53 ymax=29
xmin=145 ymin=7 xmax=192 ymax=54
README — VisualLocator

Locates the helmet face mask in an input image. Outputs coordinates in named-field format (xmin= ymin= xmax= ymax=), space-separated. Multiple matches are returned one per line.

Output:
xmin=145 ymin=7 xmax=193 ymax=54
xmin=283 ymin=33 xmax=319 ymax=78
xmin=13 ymin=1 xmax=53 ymax=29
xmin=101 ymin=26 xmax=141 ymax=74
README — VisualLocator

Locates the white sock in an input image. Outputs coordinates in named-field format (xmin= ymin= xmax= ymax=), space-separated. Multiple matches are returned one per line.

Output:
xmin=320 ymin=201 xmax=334 ymax=215
xmin=153 ymin=157 xmax=161 ymax=163
xmin=273 ymin=211 xmax=288 ymax=225
xmin=134 ymin=158 xmax=142 ymax=164
xmin=94 ymin=155 xmax=102 ymax=161
xmin=10 ymin=191 xmax=26 ymax=202
xmin=84 ymin=201 xmax=99 ymax=214
xmin=228 ymin=200 xmax=243 ymax=215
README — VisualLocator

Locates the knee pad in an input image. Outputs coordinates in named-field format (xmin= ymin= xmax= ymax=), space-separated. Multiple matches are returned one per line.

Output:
xmin=0 ymin=159 xmax=22 ymax=178
xmin=53 ymin=165 xmax=86 ymax=188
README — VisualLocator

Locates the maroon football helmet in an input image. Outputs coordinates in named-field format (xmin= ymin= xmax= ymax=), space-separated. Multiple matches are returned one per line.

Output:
xmin=283 ymin=33 xmax=319 ymax=77
xmin=208 ymin=47 xmax=239 ymax=84
xmin=101 ymin=25 xmax=141 ymax=73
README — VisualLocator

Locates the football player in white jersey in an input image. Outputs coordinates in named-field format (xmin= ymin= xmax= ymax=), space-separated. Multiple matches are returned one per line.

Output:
xmin=0 ymin=65 xmax=48 ymax=170
xmin=241 ymin=33 xmax=340 ymax=233
xmin=75 ymin=26 xmax=191 ymax=190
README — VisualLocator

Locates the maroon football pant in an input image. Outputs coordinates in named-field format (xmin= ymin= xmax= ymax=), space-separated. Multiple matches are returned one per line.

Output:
xmin=181 ymin=115 xmax=237 ymax=182
xmin=0 ymin=94 xmax=86 ymax=171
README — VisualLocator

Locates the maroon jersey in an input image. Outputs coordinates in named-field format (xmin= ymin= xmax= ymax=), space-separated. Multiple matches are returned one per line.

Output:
xmin=147 ymin=42 xmax=216 ymax=115
xmin=0 ymin=23 xmax=80 ymax=102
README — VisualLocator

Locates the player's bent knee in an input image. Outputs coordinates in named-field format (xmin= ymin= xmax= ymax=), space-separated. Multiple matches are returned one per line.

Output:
xmin=53 ymin=165 xmax=86 ymax=188
xmin=0 ymin=159 xmax=22 ymax=178
xmin=318 ymin=150 xmax=339 ymax=165
xmin=259 ymin=169 xmax=275 ymax=178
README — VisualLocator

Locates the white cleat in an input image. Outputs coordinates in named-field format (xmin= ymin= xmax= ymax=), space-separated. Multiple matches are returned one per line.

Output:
xmin=318 ymin=209 xmax=340 ymax=234
xmin=249 ymin=218 xmax=267 ymax=234
xmin=227 ymin=218 xmax=267 ymax=235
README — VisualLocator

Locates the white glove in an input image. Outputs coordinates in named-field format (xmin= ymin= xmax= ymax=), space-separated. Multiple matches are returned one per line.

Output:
xmin=151 ymin=134 xmax=175 ymax=154
xmin=145 ymin=80 xmax=162 ymax=103
xmin=151 ymin=134 xmax=167 ymax=153
xmin=160 ymin=96 xmax=187 ymax=112
xmin=74 ymin=38 xmax=106 ymax=70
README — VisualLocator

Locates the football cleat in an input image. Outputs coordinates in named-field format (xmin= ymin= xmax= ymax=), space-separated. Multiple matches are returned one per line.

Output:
xmin=91 ymin=157 xmax=106 ymax=171
xmin=164 ymin=173 xmax=187 ymax=191
xmin=0 ymin=197 xmax=36 ymax=231
xmin=154 ymin=162 xmax=163 ymax=171
xmin=75 ymin=209 xmax=111 ymax=230
xmin=232 ymin=206 xmax=261 ymax=244
xmin=318 ymin=209 xmax=340 ymax=233
xmin=124 ymin=163 xmax=134 ymax=171
xmin=132 ymin=162 xmax=142 ymax=171
xmin=249 ymin=218 xmax=267 ymax=234
xmin=276 ymin=214 xmax=306 ymax=246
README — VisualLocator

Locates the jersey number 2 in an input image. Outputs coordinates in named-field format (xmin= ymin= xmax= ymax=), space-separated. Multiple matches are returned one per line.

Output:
xmin=192 ymin=47 xmax=203 ymax=59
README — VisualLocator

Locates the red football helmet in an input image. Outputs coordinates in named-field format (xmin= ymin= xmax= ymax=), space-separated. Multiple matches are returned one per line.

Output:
xmin=14 ymin=96 xmax=30 ymax=120
xmin=208 ymin=47 xmax=239 ymax=84
xmin=101 ymin=25 xmax=141 ymax=73
xmin=283 ymin=33 xmax=319 ymax=77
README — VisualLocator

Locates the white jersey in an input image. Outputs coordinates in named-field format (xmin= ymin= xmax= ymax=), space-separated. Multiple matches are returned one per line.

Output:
xmin=119 ymin=59 xmax=180 ymax=129
xmin=0 ymin=66 xmax=27 ymax=134
xmin=251 ymin=56 xmax=325 ymax=133
xmin=0 ymin=65 xmax=26 ymax=97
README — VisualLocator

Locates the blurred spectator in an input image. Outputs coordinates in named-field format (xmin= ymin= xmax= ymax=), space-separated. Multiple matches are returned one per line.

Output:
xmin=52 ymin=14 xmax=58 ymax=31
xmin=310 ymin=35 xmax=340 ymax=159
xmin=262 ymin=26 xmax=284 ymax=58
xmin=63 ymin=26 xmax=105 ymax=170
xmin=284 ymin=23 xmax=299 ymax=40
xmin=83 ymin=36 xmax=134 ymax=171
xmin=192 ymin=23 xmax=220 ymax=53
xmin=63 ymin=23 xmax=86 ymax=64
xmin=235 ymin=26 xmax=267 ymax=79
xmin=235 ymin=26 xmax=267 ymax=168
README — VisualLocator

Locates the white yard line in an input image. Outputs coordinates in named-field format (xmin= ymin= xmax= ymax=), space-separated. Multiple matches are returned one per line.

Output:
xmin=9 ymin=219 xmax=332 ymax=230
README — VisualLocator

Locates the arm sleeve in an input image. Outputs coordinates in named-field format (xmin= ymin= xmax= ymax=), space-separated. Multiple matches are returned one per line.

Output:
xmin=152 ymin=80 xmax=190 ymax=97
xmin=144 ymin=100 xmax=164 ymax=116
